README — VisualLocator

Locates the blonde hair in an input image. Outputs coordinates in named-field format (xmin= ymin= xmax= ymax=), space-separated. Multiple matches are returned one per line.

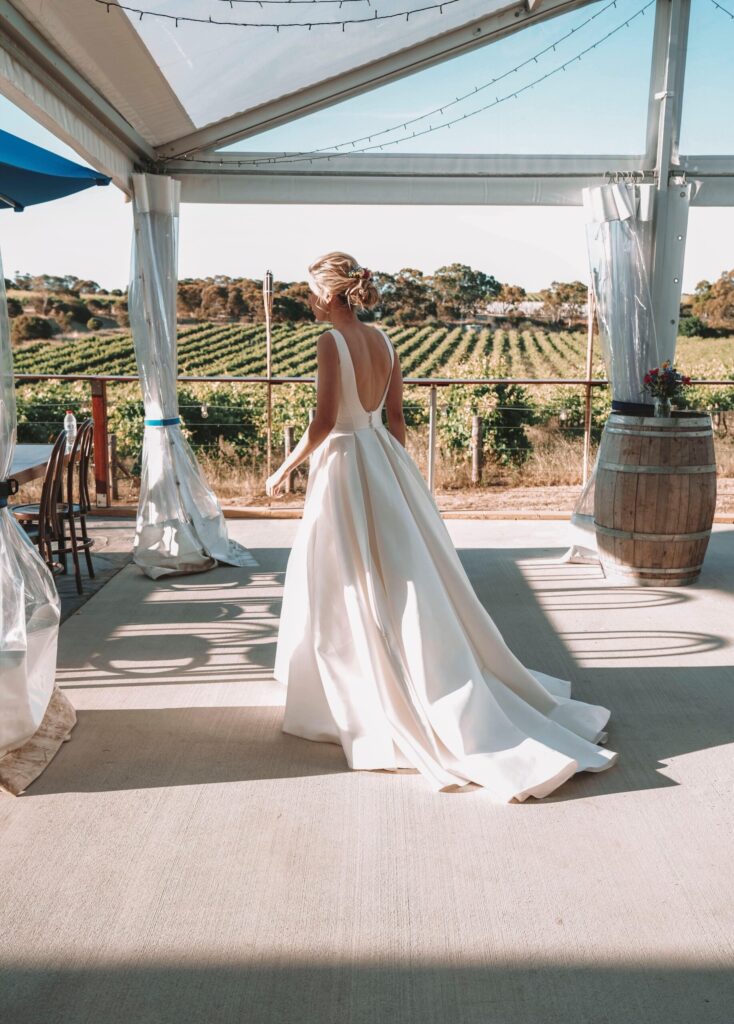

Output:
xmin=308 ymin=251 xmax=380 ymax=311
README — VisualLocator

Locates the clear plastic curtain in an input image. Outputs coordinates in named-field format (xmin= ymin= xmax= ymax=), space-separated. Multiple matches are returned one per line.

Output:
xmin=129 ymin=173 xmax=257 ymax=578
xmin=0 ymin=249 xmax=66 ymax=762
xmin=566 ymin=182 xmax=658 ymax=561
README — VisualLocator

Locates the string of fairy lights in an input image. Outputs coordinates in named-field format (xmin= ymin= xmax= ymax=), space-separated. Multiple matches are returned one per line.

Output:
xmin=207 ymin=0 xmax=395 ymax=4
xmin=166 ymin=0 xmax=654 ymax=167
xmin=709 ymin=0 xmax=734 ymax=18
xmin=94 ymin=0 xmax=462 ymax=29
xmin=188 ymin=0 xmax=626 ymax=166
xmin=211 ymin=0 xmax=392 ymax=4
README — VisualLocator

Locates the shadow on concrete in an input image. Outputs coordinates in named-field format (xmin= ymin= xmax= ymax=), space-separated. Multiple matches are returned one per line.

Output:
xmin=1 ymin=961 xmax=729 ymax=1024
xmin=40 ymin=538 xmax=733 ymax=801
xmin=21 ymin=706 xmax=348 ymax=795
xmin=25 ymin=655 xmax=734 ymax=801
xmin=57 ymin=518 xmax=136 ymax=623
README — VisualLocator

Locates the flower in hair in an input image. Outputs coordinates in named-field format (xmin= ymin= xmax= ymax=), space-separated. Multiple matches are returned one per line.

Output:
xmin=348 ymin=266 xmax=372 ymax=281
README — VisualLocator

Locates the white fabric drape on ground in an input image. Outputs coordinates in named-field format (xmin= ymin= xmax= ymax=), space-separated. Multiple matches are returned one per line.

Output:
xmin=0 ymin=250 xmax=62 ymax=759
xmin=129 ymin=173 xmax=257 ymax=579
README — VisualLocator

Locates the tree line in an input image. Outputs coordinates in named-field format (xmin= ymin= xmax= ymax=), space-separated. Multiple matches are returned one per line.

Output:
xmin=6 ymin=265 xmax=595 ymax=342
xmin=178 ymin=264 xmax=508 ymax=323
xmin=8 ymin=267 xmax=734 ymax=335
xmin=176 ymin=268 xmax=588 ymax=325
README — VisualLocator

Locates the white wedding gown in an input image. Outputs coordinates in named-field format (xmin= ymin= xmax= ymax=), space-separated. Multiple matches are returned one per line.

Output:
xmin=273 ymin=328 xmax=618 ymax=802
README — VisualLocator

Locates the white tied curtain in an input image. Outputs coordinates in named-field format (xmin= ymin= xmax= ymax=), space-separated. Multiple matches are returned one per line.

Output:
xmin=0 ymin=251 xmax=66 ymax=762
xmin=566 ymin=181 xmax=691 ymax=560
xmin=130 ymin=173 xmax=257 ymax=578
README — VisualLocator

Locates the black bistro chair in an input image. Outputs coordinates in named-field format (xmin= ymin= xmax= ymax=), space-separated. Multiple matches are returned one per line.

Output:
xmin=12 ymin=429 xmax=67 ymax=578
xmin=61 ymin=418 xmax=96 ymax=590
xmin=13 ymin=419 xmax=96 ymax=593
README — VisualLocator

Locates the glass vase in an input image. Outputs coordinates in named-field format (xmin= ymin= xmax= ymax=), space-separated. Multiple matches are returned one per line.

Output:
xmin=654 ymin=397 xmax=672 ymax=418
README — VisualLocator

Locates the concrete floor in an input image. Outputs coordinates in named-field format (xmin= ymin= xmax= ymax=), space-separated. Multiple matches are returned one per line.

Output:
xmin=2 ymin=520 xmax=733 ymax=1024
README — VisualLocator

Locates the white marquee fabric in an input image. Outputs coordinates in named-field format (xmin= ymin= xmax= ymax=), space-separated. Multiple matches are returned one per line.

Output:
xmin=121 ymin=0 xmax=507 ymax=136
xmin=565 ymin=180 xmax=691 ymax=561
xmin=566 ymin=182 xmax=657 ymax=560
xmin=5 ymin=0 xmax=525 ymax=156
xmin=584 ymin=182 xmax=659 ymax=405
xmin=0 ymin=251 xmax=65 ymax=760
xmin=130 ymin=173 xmax=258 ymax=578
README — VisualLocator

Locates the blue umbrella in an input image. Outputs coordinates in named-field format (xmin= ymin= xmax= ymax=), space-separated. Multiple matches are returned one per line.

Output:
xmin=0 ymin=128 xmax=110 ymax=212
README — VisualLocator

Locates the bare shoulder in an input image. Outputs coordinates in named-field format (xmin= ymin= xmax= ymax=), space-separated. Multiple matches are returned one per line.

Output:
xmin=315 ymin=331 xmax=339 ymax=373
xmin=316 ymin=330 xmax=338 ymax=354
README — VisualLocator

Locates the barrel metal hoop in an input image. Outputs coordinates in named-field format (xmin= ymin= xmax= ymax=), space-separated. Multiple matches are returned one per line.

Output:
xmin=604 ymin=427 xmax=713 ymax=438
xmin=594 ymin=522 xmax=712 ymax=542
xmin=603 ymin=563 xmax=703 ymax=576
xmin=609 ymin=415 xmax=712 ymax=428
xmin=597 ymin=462 xmax=717 ymax=475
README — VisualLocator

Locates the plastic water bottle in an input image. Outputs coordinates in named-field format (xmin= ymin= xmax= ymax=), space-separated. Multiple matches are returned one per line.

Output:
xmin=64 ymin=410 xmax=77 ymax=454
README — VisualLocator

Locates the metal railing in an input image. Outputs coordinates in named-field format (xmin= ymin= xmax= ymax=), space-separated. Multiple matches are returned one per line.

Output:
xmin=13 ymin=372 xmax=734 ymax=508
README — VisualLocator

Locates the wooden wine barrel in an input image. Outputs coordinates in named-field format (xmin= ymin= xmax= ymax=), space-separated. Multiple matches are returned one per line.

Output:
xmin=593 ymin=413 xmax=717 ymax=586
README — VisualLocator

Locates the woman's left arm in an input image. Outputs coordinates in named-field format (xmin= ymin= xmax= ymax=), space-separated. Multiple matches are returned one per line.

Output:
xmin=265 ymin=331 xmax=340 ymax=497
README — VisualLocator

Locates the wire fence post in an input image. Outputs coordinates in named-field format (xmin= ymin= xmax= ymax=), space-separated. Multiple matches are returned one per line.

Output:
xmin=109 ymin=433 xmax=119 ymax=500
xmin=471 ymin=415 xmax=483 ymax=486
xmin=263 ymin=271 xmax=274 ymax=498
xmin=90 ymin=378 xmax=110 ymax=507
xmin=428 ymin=384 xmax=437 ymax=495
xmin=284 ymin=425 xmax=294 ymax=493
xmin=582 ymin=287 xmax=596 ymax=486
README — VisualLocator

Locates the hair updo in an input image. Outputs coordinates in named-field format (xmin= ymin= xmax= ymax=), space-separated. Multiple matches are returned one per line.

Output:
xmin=308 ymin=251 xmax=380 ymax=311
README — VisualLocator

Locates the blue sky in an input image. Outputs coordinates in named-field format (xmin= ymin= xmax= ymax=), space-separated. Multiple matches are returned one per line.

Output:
xmin=1 ymin=0 xmax=732 ymax=290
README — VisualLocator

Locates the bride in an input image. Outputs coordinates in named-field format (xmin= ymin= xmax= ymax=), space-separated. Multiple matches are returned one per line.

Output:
xmin=266 ymin=251 xmax=618 ymax=802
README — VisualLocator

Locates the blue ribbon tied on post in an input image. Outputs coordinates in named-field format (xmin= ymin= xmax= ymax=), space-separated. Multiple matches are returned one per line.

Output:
xmin=144 ymin=417 xmax=181 ymax=427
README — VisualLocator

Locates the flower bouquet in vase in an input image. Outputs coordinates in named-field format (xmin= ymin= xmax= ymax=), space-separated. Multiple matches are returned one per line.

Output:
xmin=643 ymin=362 xmax=692 ymax=417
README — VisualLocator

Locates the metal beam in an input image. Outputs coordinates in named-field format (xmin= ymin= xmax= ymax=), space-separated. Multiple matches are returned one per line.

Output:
xmin=156 ymin=0 xmax=597 ymax=159
xmin=169 ymin=148 xmax=734 ymax=205
xmin=679 ymin=155 xmax=734 ymax=204
xmin=648 ymin=0 xmax=691 ymax=356
xmin=645 ymin=0 xmax=671 ymax=167
xmin=652 ymin=0 xmax=689 ymax=181
xmin=679 ymin=155 xmax=734 ymax=174
xmin=170 ymin=154 xmax=645 ymax=205
xmin=167 ymin=151 xmax=649 ymax=176
xmin=170 ymin=151 xmax=734 ymax=178
xmin=168 ymin=151 xmax=649 ymax=205
xmin=175 ymin=173 xmax=603 ymax=205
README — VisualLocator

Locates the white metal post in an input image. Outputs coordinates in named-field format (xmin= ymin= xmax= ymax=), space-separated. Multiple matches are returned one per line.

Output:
xmin=648 ymin=0 xmax=692 ymax=361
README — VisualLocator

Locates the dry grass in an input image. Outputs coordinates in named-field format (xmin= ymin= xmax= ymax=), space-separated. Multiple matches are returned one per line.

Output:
xmin=404 ymin=426 xmax=593 ymax=490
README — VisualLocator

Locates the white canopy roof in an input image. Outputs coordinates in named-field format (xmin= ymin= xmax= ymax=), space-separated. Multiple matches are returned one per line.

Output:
xmin=0 ymin=0 xmax=731 ymax=204
xmin=2 ymin=0 xmax=567 ymax=158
